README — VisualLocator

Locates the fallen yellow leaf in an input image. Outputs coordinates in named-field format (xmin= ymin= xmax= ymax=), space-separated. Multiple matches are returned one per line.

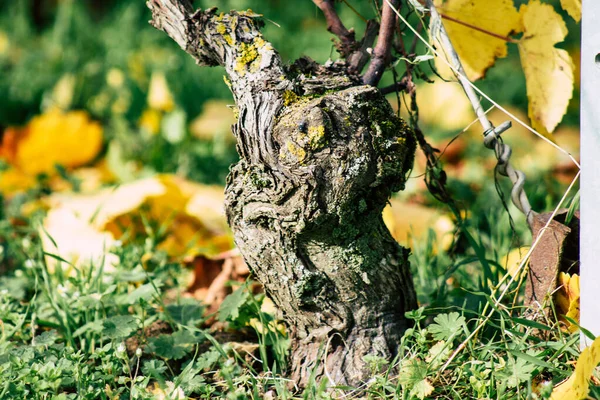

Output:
xmin=0 ymin=168 xmax=37 ymax=196
xmin=518 ymin=0 xmax=574 ymax=137
xmin=555 ymin=272 xmax=580 ymax=333
xmin=383 ymin=200 xmax=454 ymax=251
xmin=433 ymin=0 xmax=521 ymax=81
xmin=42 ymin=175 xmax=233 ymax=272
xmin=148 ymin=71 xmax=175 ymax=112
xmin=500 ymin=246 xmax=530 ymax=278
xmin=550 ymin=336 xmax=600 ymax=400
xmin=560 ymin=0 xmax=581 ymax=22
xmin=189 ymin=100 xmax=237 ymax=141
xmin=2 ymin=109 xmax=103 ymax=175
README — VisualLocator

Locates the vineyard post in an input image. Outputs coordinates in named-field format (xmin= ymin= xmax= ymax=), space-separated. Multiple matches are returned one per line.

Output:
xmin=580 ymin=0 xmax=600 ymax=346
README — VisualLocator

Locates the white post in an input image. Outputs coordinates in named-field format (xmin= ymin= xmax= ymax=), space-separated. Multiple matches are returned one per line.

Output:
xmin=580 ymin=0 xmax=600 ymax=346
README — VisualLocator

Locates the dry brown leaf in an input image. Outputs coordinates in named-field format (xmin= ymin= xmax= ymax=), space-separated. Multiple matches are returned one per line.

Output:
xmin=187 ymin=248 xmax=249 ymax=313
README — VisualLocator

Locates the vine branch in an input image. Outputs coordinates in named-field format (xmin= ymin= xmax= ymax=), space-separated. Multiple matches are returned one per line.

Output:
xmin=363 ymin=0 xmax=400 ymax=86
xmin=312 ymin=0 xmax=357 ymax=57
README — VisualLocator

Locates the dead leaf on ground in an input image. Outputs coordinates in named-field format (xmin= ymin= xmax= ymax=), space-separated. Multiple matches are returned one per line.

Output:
xmin=555 ymin=272 xmax=580 ymax=333
xmin=1 ymin=109 xmax=103 ymax=175
xmin=383 ymin=200 xmax=455 ymax=251
xmin=550 ymin=335 xmax=600 ymax=400
xmin=41 ymin=175 xmax=233 ymax=272
xmin=186 ymin=248 xmax=249 ymax=314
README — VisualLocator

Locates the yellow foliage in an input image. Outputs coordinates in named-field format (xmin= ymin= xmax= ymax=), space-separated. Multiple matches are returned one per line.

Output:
xmin=42 ymin=175 xmax=233 ymax=272
xmin=561 ymin=0 xmax=581 ymax=22
xmin=189 ymin=100 xmax=236 ymax=141
xmin=148 ymin=72 xmax=175 ymax=112
xmin=0 ymin=109 xmax=103 ymax=176
xmin=402 ymin=81 xmax=475 ymax=130
xmin=550 ymin=336 xmax=600 ymax=400
xmin=139 ymin=109 xmax=162 ymax=135
xmin=0 ymin=168 xmax=37 ymax=195
xmin=555 ymin=272 xmax=580 ymax=333
xmin=500 ymin=246 xmax=530 ymax=278
xmin=518 ymin=0 xmax=574 ymax=137
xmin=433 ymin=0 xmax=521 ymax=81
xmin=0 ymin=30 xmax=8 ymax=55
xmin=106 ymin=68 xmax=125 ymax=88
xmin=48 ymin=74 xmax=76 ymax=110
xmin=383 ymin=200 xmax=454 ymax=251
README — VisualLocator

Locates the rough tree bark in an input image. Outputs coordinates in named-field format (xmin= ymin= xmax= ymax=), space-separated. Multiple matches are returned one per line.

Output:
xmin=147 ymin=0 xmax=417 ymax=387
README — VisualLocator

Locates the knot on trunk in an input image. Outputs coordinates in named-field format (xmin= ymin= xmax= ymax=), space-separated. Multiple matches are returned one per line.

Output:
xmin=274 ymin=85 xmax=415 ymax=225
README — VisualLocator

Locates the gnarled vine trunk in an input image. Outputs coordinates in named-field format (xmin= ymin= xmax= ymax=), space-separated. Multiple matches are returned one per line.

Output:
xmin=148 ymin=0 xmax=417 ymax=387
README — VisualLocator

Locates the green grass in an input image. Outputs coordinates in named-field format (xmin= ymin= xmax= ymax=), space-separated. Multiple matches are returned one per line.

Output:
xmin=0 ymin=182 xmax=586 ymax=399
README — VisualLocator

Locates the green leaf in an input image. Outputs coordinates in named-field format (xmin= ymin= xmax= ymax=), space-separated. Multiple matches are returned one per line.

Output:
xmin=497 ymin=356 xmax=536 ymax=388
xmin=102 ymin=315 xmax=138 ymax=339
xmin=165 ymin=303 xmax=204 ymax=326
xmin=142 ymin=359 xmax=167 ymax=379
xmin=196 ymin=348 xmax=222 ymax=371
xmin=119 ymin=280 xmax=162 ymax=305
xmin=218 ymin=287 xmax=249 ymax=323
xmin=73 ymin=320 xmax=103 ymax=337
xmin=147 ymin=331 xmax=199 ymax=360
xmin=428 ymin=312 xmax=466 ymax=341
xmin=509 ymin=350 xmax=556 ymax=371
xmin=34 ymin=330 xmax=58 ymax=347
xmin=399 ymin=359 xmax=433 ymax=399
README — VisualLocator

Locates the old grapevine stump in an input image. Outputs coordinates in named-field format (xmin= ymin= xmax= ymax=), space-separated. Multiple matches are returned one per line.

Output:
xmin=148 ymin=1 xmax=417 ymax=386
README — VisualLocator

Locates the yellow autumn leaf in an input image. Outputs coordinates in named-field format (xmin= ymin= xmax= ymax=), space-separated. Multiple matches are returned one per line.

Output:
xmin=433 ymin=0 xmax=521 ymax=81
xmin=148 ymin=71 xmax=175 ymax=112
xmin=383 ymin=200 xmax=454 ymax=251
xmin=500 ymin=246 xmax=530 ymax=278
xmin=42 ymin=175 xmax=233 ymax=272
xmin=46 ymin=74 xmax=76 ymax=111
xmin=550 ymin=336 xmax=600 ymax=400
xmin=518 ymin=0 xmax=574 ymax=137
xmin=189 ymin=100 xmax=237 ymax=141
xmin=139 ymin=108 xmax=162 ymax=135
xmin=0 ymin=168 xmax=37 ymax=195
xmin=0 ymin=30 xmax=8 ymax=56
xmin=555 ymin=272 xmax=580 ymax=333
xmin=2 ymin=109 xmax=103 ymax=175
xmin=398 ymin=81 xmax=475 ymax=131
xmin=561 ymin=0 xmax=581 ymax=22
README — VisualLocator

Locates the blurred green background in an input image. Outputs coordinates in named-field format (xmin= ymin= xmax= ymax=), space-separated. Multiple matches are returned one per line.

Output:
xmin=0 ymin=0 xmax=580 ymax=195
